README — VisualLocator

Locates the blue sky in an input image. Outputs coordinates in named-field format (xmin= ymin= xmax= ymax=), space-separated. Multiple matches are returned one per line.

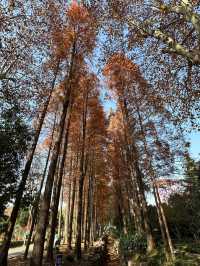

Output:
xmin=102 ymin=92 xmax=200 ymax=161
xmin=188 ymin=132 xmax=200 ymax=159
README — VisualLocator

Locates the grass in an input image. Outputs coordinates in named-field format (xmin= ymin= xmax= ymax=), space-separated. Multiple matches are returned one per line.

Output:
xmin=127 ymin=242 xmax=200 ymax=266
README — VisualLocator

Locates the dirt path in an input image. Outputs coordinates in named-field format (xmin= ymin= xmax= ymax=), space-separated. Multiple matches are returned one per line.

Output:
xmin=104 ymin=236 xmax=120 ymax=266
xmin=8 ymin=242 xmax=105 ymax=266
xmin=8 ymin=244 xmax=33 ymax=259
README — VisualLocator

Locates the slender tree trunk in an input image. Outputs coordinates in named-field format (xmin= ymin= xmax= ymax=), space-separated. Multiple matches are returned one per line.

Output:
xmin=119 ymin=131 xmax=144 ymax=234
xmin=82 ymin=181 xmax=87 ymax=243
xmin=75 ymin=174 xmax=84 ymax=259
xmin=30 ymin=91 xmax=72 ymax=265
xmin=58 ymin=186 xmax=64 ymax=240
xmin=124 ymin=180 xmax=134 ymax=231
xmin=46 ymin=108 xmax=71 ymax=261
xmin=67 ymin=175 xmax=72 ymax=237
xmin=91 ymin=176 xmax=97 ymax=242
xmin=67 ymin=173 xmax=77 ymax=249
xmin=0 ymin=62 xmax=60 ymax=266
xmin=93 ymin=188 xmax=97 ymax=242
xmin=45 ymin=155 xmax=61 ymax=248
xmin=134 ymin=162 xmax=156 ymax=252
xmin=75 ymin=89 xmax=88 ymax=259
xmin=88 ymin=174 xmax=94 ymax=245
xmin=84 ymin=186 xmax=89 ymax=249
xmin=64 ymin=156 xmax=73 ymax=243
xmin=30 ymin=43 xmax=76 ymax=266
xmin=120 ymin=97 xmax=156 ymax=252
xmin=123 ymin=142 xmax=144 ymax=233
xmin=134 ymin=100 xmax=174 ymax=259
xmin=155 ymin=185 xmax=175 ymax=260
xmin=84 ymin=172 xmax=93 ymax=249
xmin=153 ymin=185 xmax=170 ymax=259
xmin=24 ymin=112 xmax=57 ymax=259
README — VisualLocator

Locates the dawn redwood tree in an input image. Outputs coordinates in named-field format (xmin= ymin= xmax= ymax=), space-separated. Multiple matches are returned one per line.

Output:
xmin=46 ymin=102 xmax=73 ymax=262
xmin=104 ymin=54 xmax=156 ymax=252
xmin=67 ymin=111 xmax=82 ymax=249
xmin=104 ymin=52 xmax=185 ymax=256
xmin=24 ymin=112 xmax=58 ymax=259
xmin=104 ymin=0 xmax=200 ymax=130
xmin=31 ymin=2 xmax=97 ymax=264
xmin=0 ymin=2 xmax=66 ymax=263
xmin=75 ymin=74 xmax=97 ymax=259
xmin=83 ymin=94 xmax=107 ymax=249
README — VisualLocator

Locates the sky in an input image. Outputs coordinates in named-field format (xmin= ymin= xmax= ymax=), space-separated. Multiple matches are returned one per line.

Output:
xmin=93 ymin=30 xmax=200 ymax=163
xmin=188 ymin=132 xmax=200 ymax=160
xmin=102 ymin=94 xmax=200 ymax=161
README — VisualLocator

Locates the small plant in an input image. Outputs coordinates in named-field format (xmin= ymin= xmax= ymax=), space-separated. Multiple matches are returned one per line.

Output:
xmin=119 ymin=232 xmax=147 ymax=256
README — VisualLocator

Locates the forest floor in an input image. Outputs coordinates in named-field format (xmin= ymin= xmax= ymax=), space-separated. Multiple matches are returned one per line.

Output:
xmin=8 ymin=241 xmax=107 ymax=266
xmin=103 ymin=236 xmax=120 ymax=266
xmin=7 ymin=240 xmax=200 ymax=265
xmin=8 ymin=244 xmax=33 ymax=260
xmin=125 ymin=242 xmax=200 ymax=266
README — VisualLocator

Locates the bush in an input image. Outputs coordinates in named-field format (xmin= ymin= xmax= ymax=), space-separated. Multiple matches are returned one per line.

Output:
xmin=0 ymin=221 xmax=8 ymax=234
xmin=16 ymin=208 xmax=29 ymax=227
xmin=10 ymin=240 xmax=24 ymax=248
xmin=119 ymin=232 xmax=147 ymax=256
xmin=0 ymin=240 xmax=24 ymax=249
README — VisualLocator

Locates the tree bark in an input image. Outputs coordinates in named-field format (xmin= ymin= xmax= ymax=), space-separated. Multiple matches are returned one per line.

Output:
xmin=155 ymin=185 xmax=175 ymax=260
xmin=64 ymin=155 xmax=73 ymax=243
xmin=134 ymin=99 xmax=174 ymax=259
xmin=24 ymin=112 xmax=57 ymax=259
xmin=75 ymin=89 xmax=88 ymax=259
xmin=120 ymin=96 xmax=156 ymax=252
xmin=84 ymin=169 xmax=93 ymax=249
xmin=30 ymin=92 xmax=71 ymax=265
xmin=30 ymin=42 xmax=76 ymax=266
xmin=67 ymin=174 xmax=77 ymax=249
xmin=46 ymin=108 xmax=72 ymax=261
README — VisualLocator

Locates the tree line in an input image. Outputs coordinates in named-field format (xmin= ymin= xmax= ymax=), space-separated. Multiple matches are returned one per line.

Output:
xmin=0 ymin=1 xmax=200 ymax=265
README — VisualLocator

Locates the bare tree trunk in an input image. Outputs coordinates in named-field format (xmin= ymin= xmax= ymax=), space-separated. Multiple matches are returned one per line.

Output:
xmin=88 ymin=174 xmax=94 ymax=245
xmin=67 ymin=173 xmax=77 ymax=249
xmin=93 ymin=188 xmax=97 ymax=242
xmin=68 ymin=151 xmax=80 ymax=249
xmin=46 ymin=108 xmax=72 ymax=262
xmin=24 ymin=112 xmax=57 ymax=259
xmin=134 ymin=100 xmax=174 ymax=259
xmin=155 ymin=185 xmax=175 ymax=260
xmin=119 ymin=129 xmax=144 ymax=235
xmin=75 ymin=174 xmax=84 ymax=259
xmin=75 ymin=89 xmax=88 ymax=259
xmin=153 ymin=185 xmax=170 ymax=259
xmin=120 ymin=97 xmax=156 ymax=252
xmin=134 ymin=162 xmax=156 ymax=252
xmin=64 ymin=156 xmax=73 ymax=243
xmin=58 ymin=186 xmax=64 ymax=240
xmin=30 ymin=43 xmax=76 ymax=266
xmin=124 ymin=180 xmax=135 ymax=231
xmin=123 ymin=141 xmax=144 ymax=234
xmin=30 ymin=91 xmax=72 ymax=265
xmin=84 ymin=173 xmax=92 ymax=249
xmin=91 ymin=176 xmax=97 ymax=242
xmin=0 ymin=62 xmax=60 ymax=266
xmin=82 ymin=181 xmax=87 ymax=244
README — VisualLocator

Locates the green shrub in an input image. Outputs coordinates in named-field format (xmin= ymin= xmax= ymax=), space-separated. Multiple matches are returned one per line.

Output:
xmin=10 ymin=240 xmax=24 ymax=248
xmin=0 ymin=221 xmax=8 ymax=234
xmin=119 ymin=232 xmax=147 ymax=256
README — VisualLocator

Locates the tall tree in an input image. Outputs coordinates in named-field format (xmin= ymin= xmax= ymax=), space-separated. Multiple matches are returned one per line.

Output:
xmin=31 ymin=2 xmax=97 ymax=264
